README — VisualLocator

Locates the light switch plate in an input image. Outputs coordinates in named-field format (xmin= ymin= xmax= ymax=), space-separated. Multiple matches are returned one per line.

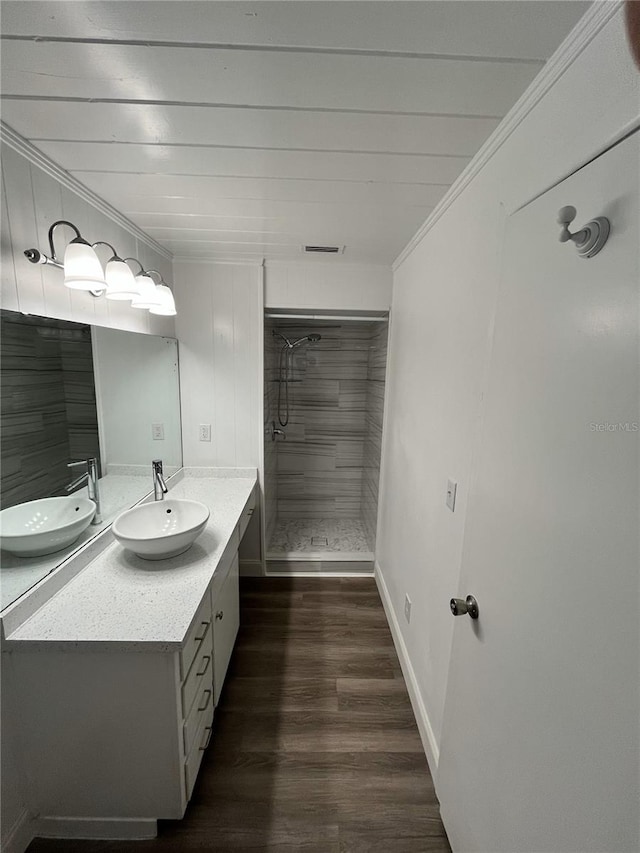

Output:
xmin=151 ymin=423 xmax=164 ymax=440
xmin=446 ymin=479 xmax=457 ymax=512
xmin=404 ymin=594 xmax=412 ymax=624
xmin=199 ymin=424 xmax=212 ymax=442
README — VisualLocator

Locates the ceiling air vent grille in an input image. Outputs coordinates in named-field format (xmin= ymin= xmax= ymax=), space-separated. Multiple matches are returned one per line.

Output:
xmin=303 ymin=245 xmax=344 ymax=254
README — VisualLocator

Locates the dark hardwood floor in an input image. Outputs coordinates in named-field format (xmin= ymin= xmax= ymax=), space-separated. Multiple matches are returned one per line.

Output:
xmin=28 ymin=577 xmax=451 ymax=853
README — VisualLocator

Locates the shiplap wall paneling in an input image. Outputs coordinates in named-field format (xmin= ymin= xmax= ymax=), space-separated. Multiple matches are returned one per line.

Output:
xmin=0 ymin=142 xmax=175 ymax=337
xmin=174 ymin=262 xmax=263 ymax=468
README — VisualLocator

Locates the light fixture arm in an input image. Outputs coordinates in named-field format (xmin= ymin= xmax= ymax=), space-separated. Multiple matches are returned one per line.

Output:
xmin=145 ymin=269 xmax=169 ymax=287
xmin=92 ymin=240 xmax=120 ymax=261
xmin=123 ymin=257 xmax=146 ymax=275
xmin=47 ymin=220 xmax=83 ymax=260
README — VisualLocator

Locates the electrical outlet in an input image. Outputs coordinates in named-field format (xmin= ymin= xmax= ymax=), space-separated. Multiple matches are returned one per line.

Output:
xmin=404 ymin=594 xmax=412 ymax=624
xmin=446 ymin=479 xmax=457 ymax=512
xmin=199 ymin=424 xmax=212 ymax=442
xmin=151 ymin=423 xmax=164 ymax=440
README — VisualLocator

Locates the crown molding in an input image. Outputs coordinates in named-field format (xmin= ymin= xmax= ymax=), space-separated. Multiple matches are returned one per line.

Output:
xmin=173 ymin=255 xmax=265 ymax=266
xmin=0 ymin=122 xmax=173 ymax=262
xmin=392 ymin=0 xmax=623 ymax=272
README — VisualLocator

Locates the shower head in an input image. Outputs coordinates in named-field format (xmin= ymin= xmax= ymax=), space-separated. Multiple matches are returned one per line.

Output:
xmin=290 ymin=333 xmax=322 ymax=348
xmin=273 ymin=329 xmax=322 ymax=348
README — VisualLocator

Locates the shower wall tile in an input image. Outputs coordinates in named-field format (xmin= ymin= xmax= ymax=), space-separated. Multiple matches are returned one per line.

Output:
xmin=270 ymin=322 xmax=377 ymax=522
xmin=263 ymin=319 xmax=279 ymax=547
xmin=265 ymin=320 xmax=387 ymax=541
xmin=361 ymin=322 xmax=389 ymax=551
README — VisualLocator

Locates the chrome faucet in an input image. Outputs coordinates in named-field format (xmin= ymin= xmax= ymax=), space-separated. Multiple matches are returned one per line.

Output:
xmin=269 ymin=421 xmax=286 ymax=441
xmin=152 ymin=459 xmax=168 ymax=501
xmin=66 ymin=457 xmax=102 ymax=525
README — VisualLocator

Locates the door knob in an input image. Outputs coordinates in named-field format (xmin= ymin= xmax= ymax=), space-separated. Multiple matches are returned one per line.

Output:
xmin=450 ymin=595 xmax=479 ymax=619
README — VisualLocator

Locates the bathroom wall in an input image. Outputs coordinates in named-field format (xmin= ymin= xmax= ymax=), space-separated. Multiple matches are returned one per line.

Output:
xmin=0 ymin=140 xmax=174 ymax=337
xmin=361 ymin=321 xmax=388 ymax=550
xmin=173 ymin=261 xmax=263 ymax=469
xmin=0 ymin=311 xmax=99 ymax=508
xmin=264 ymin=260 xmax=392 ymax=312
xmin=376 ymin=4 xmax=640 ymax=774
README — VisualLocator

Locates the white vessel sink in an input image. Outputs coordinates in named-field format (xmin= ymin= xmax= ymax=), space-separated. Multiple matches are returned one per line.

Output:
xmin=0 ymin=496 xmax=96 ymax=558
xmin=112 ymin=499 xmax=210 ymax=560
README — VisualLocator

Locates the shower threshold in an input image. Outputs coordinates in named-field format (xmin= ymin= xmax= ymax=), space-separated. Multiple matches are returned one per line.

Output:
xmin=267 ymin=518 xmax=374 ymax=574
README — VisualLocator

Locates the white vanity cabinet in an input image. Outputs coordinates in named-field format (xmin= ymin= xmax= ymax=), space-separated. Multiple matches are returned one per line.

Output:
xmin=7 ymin=479 xmax=256 ymax=837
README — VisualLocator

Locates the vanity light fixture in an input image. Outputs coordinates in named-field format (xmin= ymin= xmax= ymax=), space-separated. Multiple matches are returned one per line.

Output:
xmin=93 ymin=242 xmax=140 ymax=301
xmin=127 ymin=261 xmax=163 ymax=310
xmin=24 ymin=221 xmax=177 ymax=315
xmin=147 ymin=273 xmax=177 ymax=317
xmin=24 ymin=220 xmax=106 ymax=294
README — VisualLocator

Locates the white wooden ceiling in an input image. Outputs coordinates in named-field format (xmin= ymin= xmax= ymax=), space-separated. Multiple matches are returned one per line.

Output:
xmin=1 ymin=1 xmax=589 ymax=265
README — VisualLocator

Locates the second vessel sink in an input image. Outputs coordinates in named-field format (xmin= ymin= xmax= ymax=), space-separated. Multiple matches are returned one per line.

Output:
xmin=112 ymin=499 xmax=210 ymax=560
xmin=0 ymin=496 xmax=97 ymax=557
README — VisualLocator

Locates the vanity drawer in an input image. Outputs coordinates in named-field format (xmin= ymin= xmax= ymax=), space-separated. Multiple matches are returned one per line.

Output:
xmin=183 ymin=677 xmax=213 ymax=757
xmin=181 ymin=626 xmax=213 ymax=718
xmin=184 ymin=700 xmax=214 ymax=801
xmin=180 ymin=596 xmax=212 ymax=681
xmin=238 ymin=489 xmax=256 ymax=539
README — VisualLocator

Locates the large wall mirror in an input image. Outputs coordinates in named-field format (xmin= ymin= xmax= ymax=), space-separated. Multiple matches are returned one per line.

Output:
xmin=0 ymin=309 xmax=182 ymax=610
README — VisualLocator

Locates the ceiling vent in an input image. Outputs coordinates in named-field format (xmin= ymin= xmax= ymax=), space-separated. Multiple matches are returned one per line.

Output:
xmin=302 ymin=245 xmax=345 ymax=255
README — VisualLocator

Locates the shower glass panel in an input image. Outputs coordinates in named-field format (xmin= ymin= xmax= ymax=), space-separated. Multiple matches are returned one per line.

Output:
xmin=263 ymin=317 xmax=388 ymax=573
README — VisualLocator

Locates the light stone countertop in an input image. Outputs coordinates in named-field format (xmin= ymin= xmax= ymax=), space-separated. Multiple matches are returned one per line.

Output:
xmin=4 ymin=475 xmax=256 ymax=651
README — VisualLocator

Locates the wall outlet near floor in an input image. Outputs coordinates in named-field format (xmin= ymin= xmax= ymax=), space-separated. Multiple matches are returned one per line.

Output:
xmin=404 ymin=594 xmax=412 ymax=624
xmin=446 ymin=478 xmax=457 ymax=512
xmin=199 ymin=424 xmax=212 ymax=442
xmin=151 ymin=423 xmax=164 ymax=440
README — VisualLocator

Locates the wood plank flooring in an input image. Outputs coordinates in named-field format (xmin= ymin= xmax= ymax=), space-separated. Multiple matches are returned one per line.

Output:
xmin=27 ymin=577 xmax=451 ymax=853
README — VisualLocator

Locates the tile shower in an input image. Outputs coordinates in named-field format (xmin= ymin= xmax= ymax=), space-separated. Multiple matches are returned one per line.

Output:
xmin=264 ymin=317 xmax=388 ymax=573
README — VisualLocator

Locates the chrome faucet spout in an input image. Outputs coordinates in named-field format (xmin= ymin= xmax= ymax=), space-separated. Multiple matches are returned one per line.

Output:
xmin=67 ymin=457 xmax=102 ymax=524
xmin=152 ymin=459 xmax=169 ymax=501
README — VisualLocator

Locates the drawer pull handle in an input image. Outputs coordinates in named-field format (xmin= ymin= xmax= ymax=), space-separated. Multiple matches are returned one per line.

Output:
xmin=215 ymin=610 xmax=224 ymax=621
xmin=198 ymin=689 xmax=212 ymax=712
xmin=247 ymin=508 xmax=254 ymax=516
xmin=196 ymin=655 xmax=211 ymax=677
xmin=199 ymin=725 xmax=213 ymax=751
xmin=194 ymin=620 xmax=210 ymax=642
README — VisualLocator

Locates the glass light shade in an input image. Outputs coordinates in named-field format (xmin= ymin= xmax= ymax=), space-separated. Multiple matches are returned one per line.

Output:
xmin=149 ymin=285 xmax=177 ymax=316
xmin=104 ymin=258 xmax=139 ymax=300
xmin=63 ymin=240 xmax=107 ymax=291
xmin=130 ymin=273 xmax=162 ymax=309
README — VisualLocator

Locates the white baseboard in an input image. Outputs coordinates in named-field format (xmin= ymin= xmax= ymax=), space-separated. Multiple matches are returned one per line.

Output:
xmin=374 ymin=560 xmax=440 ymax=779
xmin=2 ymin=808 xmax=34 ymax=853
xmin=36 ymin=816 xmax=157 ymax=840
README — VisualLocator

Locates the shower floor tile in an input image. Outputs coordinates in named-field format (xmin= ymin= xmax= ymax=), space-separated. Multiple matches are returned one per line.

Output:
xmin=269 ymin=518 xmax=371 ymax=555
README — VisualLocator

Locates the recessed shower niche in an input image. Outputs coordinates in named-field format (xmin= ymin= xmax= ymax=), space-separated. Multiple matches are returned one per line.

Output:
xmin=263 ymin=315 xmax=388 ymax=573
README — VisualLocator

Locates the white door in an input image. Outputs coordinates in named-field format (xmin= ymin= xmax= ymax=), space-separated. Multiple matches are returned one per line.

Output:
xmin=438 ymin=132 xmax=640 ymax=853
